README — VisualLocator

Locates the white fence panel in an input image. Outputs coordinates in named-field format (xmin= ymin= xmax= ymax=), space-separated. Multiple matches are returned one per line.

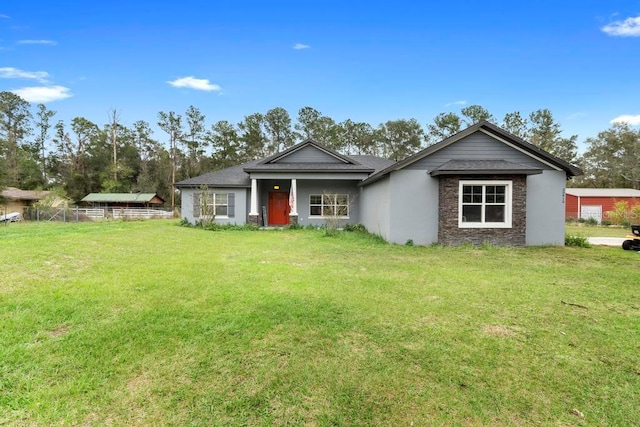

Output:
xmin=112 ymin=209 xmax=173 ymax=219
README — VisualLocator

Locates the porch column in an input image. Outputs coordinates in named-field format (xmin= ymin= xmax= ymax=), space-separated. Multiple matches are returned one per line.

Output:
xmin=289 ymin=178 xmax=298 ymax=225
xmin=249 ymin=179 xmax=259 ymax=225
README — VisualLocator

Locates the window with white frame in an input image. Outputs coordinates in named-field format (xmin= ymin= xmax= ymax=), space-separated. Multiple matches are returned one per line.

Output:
xmin=210 ymin=193 xmax=229 ymax=217
xmin=309 ymin=194 xmax=349 ymax=217
xmin=459 ymin=180 xmax=512 ymax=228
xmin=196 ymin=192 xmax=234 ymax=218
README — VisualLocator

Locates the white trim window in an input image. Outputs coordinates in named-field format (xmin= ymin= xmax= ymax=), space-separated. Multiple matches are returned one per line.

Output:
xmin=209 ymin=193 xmax=229 ymax=217
xmin=194 ymin=191 xmax=235 ymax=219
xmin=309 ymin=194 xmax=349 ymax=218
xmin=458 ymin=180 xmax=512 ymax=228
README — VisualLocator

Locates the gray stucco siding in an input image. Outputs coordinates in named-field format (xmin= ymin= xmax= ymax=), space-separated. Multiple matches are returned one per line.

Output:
xmin=388 ymin=170 xmax=439 ymax=245
xmin=360 ymin=176 xmax=391 ymax=240
xmin=295 ymin=180 xmax=361 ymax=227
xmin=254 ymin=179 xmax=361 ymax=227
xmin=525 ymin=170 xmax=567 ymax=245
xmin=406 ymin=131 xmax=552 ymax=171
xmin=180 ymin=187 xmax=248 ymax=225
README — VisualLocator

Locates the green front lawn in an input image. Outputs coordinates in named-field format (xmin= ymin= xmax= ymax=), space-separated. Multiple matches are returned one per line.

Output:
xmin=1 ymin=221 xmax=638 ymax=426
xmin=566 ymin=223 xmax=631 ymax=238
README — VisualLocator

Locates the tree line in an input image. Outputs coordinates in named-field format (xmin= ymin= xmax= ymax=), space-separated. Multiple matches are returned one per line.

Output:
xmin=1 ymin=91 xmax=639 ymax=208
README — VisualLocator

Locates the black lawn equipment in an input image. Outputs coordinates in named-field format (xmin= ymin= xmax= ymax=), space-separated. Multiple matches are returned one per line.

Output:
xmin=622 ymin=225 xmax=640 ymax=250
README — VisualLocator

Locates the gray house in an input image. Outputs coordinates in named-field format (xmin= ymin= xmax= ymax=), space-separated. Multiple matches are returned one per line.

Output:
xmin=175 ymin=121 xmax=582 ymax=246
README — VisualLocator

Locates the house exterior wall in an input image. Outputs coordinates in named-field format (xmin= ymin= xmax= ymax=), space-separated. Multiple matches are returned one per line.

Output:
xmin=387 ymin=170 xmax=439 ymax=245
xmin=526 ymin=171 xmax=567 ymax=245
xmin=296 ymin=180 xmax=361 ymax=227
xmin=1 ymin=200 xmax=28 ymax=215
xmin=565 ymin=195 xmax=640 ymax=221
xmin=180 ymin=187 xmax=248 ymax=225
xmin=360 ymin=176 xmax=391 ymax=240
xmin=406 ymin=131 xmax=549 ymax=171
xmin=438 ymin=175 xmax=527 ymax=246
xmin=256 ymin=179 xmax=361 ymax=227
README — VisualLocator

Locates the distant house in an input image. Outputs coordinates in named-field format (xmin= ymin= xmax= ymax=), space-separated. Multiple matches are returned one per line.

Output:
xmin=565 ymin=188 xmax=640 ymax=222
xmin=81 ymin=193 xmax=165 ymax=209
xmin=1 ymin=187 xmax=51 ymax=215
xmin=176 ymin=121 xmax=582 ymax=246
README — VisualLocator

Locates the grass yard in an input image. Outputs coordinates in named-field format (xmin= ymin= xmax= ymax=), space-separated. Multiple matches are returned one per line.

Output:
xmin=565 ymin=224 xmax=631 ymax=238
xmin=1 ymin=221 xmax=639 ymax=426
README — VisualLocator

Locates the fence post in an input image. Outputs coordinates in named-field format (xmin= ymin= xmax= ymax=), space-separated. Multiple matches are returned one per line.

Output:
xmin=76 ymin=206 xmax=79 ymax=222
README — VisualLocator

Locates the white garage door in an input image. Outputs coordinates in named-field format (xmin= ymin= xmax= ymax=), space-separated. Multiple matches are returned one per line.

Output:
xmin=581 ymin=205 xmax=602 ymax=223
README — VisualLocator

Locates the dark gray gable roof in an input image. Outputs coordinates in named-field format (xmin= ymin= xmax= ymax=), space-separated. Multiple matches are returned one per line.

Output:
xmin=360 ymin=121 xmax=583 ymax=187
xmin=429 ymin=160 xmax=543 ymax=176
xmin=174 ymin=160 xmax=259 ymax=188
xmin=243 ymin=163 xmax=375 ymax=173
xmin=243 ymin=140 xmax=385 ymax=173
xmin=349 ymin=155 xmax=396 ymax=174
xmin=175 ymin=144 xmax=396 ymax=188
xmin=258 ymin=139 xmax=356 ymax=165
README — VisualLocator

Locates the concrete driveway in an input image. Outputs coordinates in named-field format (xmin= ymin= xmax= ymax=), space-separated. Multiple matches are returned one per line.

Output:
xmin=588 ymin=237 xmax=626 ymax=247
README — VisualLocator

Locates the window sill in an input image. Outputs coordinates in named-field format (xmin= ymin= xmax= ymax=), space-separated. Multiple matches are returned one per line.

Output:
xmin=459 ymin=222 xmax=512 ymax=229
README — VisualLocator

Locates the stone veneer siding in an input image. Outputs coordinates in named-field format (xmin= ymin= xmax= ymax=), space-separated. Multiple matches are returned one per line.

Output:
xmin=438 ymin=175 xmax=527 ymax=246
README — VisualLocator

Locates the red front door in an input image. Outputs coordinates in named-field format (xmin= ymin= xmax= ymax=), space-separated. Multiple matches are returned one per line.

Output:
xmin=268 ymin=191 xmax=289 ymax=225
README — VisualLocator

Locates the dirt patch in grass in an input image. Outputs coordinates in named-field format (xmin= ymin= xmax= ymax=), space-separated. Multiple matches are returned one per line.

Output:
xmin=482 ymin=324 xmax=516 ymax=338
xmin=47 ymin=326 xmax=71 ymax=338
xmin=126 ymin=371 xmax=153 ymax=396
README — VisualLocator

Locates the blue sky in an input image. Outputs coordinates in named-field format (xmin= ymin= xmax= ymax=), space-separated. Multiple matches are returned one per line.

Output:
xmin=1 ymin=0 xmax=639 ymax=152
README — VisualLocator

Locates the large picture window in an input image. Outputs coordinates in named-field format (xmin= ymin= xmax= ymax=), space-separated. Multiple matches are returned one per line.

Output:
xmin=309 ymin=194 xmax=349 ymax=217
xmin=459 ymin=180 xmax=512 ymax=228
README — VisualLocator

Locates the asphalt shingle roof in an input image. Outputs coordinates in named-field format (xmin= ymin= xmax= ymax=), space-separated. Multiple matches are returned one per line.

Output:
xmin=429 ymin=160 xmax=543 ymax=176
xmin=174 ymin=153 xmax=396 ymax=188
xmin=175 ymin=160 xmax=259 ymax=188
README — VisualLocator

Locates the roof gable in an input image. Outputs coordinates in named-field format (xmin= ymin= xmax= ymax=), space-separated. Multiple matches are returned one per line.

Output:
xmin=259 ymin=140 xmax=356 ymax=165
xmin=361 ymin=121 xmax=583 ymax=186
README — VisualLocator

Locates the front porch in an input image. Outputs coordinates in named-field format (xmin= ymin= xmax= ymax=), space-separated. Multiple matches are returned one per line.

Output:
xmin=247 ymin=178 xmax=360 ymax=228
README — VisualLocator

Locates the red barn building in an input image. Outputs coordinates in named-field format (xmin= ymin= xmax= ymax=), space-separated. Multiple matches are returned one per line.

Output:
xmin=565 ymin=188 xmax=640 ymax=222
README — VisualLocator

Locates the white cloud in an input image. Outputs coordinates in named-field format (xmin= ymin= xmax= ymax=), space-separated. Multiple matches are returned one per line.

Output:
xmin=0 ymin=67 xmax=49 ymax=83
xmin=18 ymin=39 xmax=57 ymax=45
xmin=610 ymin=114 xmax=640 ymax=126
xmin=11 ymin=85 xmax=72 ymax=103
xmin=602 ymin=15 xmax=640 ymax=36
xmin=293 ymin=43 xmax=310 ymax=50
xmin=167 ymin=76 xmax=221 ymax=91
xmin=445 ymin=100 xmax=467 ymax=107
xmin=0 ymin=14 xmax=9 ymax=19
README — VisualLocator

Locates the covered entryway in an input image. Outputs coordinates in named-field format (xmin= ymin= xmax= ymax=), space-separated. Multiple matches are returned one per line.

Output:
xmin=268 ymin=191 xmax=290 ymax=225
